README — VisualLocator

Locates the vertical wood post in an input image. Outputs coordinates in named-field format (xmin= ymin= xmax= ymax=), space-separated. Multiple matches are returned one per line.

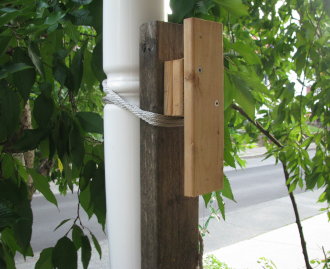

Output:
xmin=140 ymin=21 xmax=199 ymax=269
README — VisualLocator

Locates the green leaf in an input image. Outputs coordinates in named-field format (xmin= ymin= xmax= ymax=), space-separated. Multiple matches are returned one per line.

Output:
xmin=70 ymin=9 xmax=93 ymax=26
xmin=76 ymin=112 xmax=103 ymax=134
xmin=0 ymin=203 xmax=18 ymax=229
xmin=69 ymin=120 xmax=85 ymax=168
xmin=0 ymin=63 xmax=33 ymax=79
xmin=90 ymin=232 xmax=102 ymax=259
xmin=1 ymin=227 xmax=32 ymax=257
xmin=71 ymin=0 xmax=93 ymax=5
xmin=72 ymin=225 xmax=84 ymax=250
xmin=224 ymin=128 xmax=235 ymax=168
xmin=81 ymin=235 xmax=91 ymax=269
xmin=289 ymin=180 xmax=298 ymax=193
xmin=63 ymin=21 xmax=80 ymax=43
xmin=221 ymin=176 xmax=235 ymax=201
xmin=79 ymin=184 xmax=93 ymax=218
xmin=1 ymin=155 xmax=15 ymax=179
xmin=0 ymin=84 xmax=20 ymax=141
xmin=12 ymin=48 xmax=36 ymax=101
xmin=13 ymin=129 xmax=48 ymax=152
xmin=45 ymin=11 xmax=65 ymax=25
xmin=0 ymin=181 xmax=33 ymax=255
xmin=215 ymin=191 xmax=225 ymax=219
xmin=231 ymin=73 xmax=255 ymax=118
xmin=0 ymin=36 xmax=11 ymax=57
xmin=53 ymin=60 xmax=69 ymax=86
xmin=224 ymin=72 xmax=234 ymax=110
xmin=56 ymin=111 xmax=72 ymax=159
xmin=82 ymin=48 xmax=97 ymax=91
xmin=169 ymin=0 xmax=197 ymax=23
xmin=69 ymin=47 xmax=84 ymax=93
xmin=40 ymin=30 xmax=62 ymax=82
xmin=33 ymin=93 xmax=54 ymax=127
xmin=54 ymin=219 xmax=71 ymax=231
xmin=90 ymin=165 xmax=106 ymax=228
xmin=231 ymin=42 xmax=261 ymax=65
xmin=294 ymin=46 xmax=306 ymax=76
xmin=28 ymin=42 xmax=45 ymax=77
xmin=202 ymin=192 xmax=212 ymax=207
xmin=0 ymin=10 xmax=21 ymax=26
xmin=17 ymin=161 xmax=30 ymax=182
xmin=35 ymin=247 xmax=53 ymax=269
xmin=91 ymin=39 xmax=106 ymax=81
xmin=1 ymin=242 xmax=15 ymax=269
xmin=80 ymin=160 xmax=96 ymax=191
xmin=52 ymin=237 xmax=77 ymax=269
xmin=213 ymin=0 xmax=248 ymax=17
xmin=88 ymin=0 xmax=102 ymax=33
xmin=29 ymin=170 xmax=58 ymax=207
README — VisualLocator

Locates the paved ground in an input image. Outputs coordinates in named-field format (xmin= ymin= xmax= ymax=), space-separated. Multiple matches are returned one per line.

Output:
xmin=209 ymin=213 xmax=329 ymax=269
xmin=201 ymin=189 xmax=326 ymax=252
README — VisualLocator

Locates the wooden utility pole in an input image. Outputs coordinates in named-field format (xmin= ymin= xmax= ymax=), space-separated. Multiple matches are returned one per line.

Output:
xmin=140 ymin=21 xmax=199 ymax=269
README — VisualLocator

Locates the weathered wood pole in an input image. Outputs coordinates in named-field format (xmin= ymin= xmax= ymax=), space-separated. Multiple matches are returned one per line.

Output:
xmin=140 ymin=21 xmax=199 ymax=269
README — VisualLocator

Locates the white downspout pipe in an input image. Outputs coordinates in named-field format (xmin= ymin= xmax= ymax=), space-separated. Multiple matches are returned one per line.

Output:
xmin=103 ymin=1 xmax=164 ymax=268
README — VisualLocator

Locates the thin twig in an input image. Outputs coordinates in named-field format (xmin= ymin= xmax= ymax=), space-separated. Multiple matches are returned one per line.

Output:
xmin=322 ymin=246 xmax=329 ymax=269
xmin=231 ymin=103 xmax=312 ymax=269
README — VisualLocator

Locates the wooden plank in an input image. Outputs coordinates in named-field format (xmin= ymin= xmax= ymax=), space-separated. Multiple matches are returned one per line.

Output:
xmin=184 ymin=18 xmax=224 ymax=197
xmin=164 ymin=59 xmax=184 ymax=116
xmin=140 ymin=21 xmax=199 ymax=269
xmin=172 ymin=59 xmax=184 ymax=116
xmin=164 ymin=61 xmax=173 ymax=115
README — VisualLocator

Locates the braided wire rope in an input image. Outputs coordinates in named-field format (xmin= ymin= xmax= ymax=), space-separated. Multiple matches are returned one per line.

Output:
xmin=103 ymin=80 xmax=184 ymax=128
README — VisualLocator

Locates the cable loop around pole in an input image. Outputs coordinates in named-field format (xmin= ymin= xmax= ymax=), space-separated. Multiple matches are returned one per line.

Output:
xmin=102 ymin=80 xmax=184 ymax=128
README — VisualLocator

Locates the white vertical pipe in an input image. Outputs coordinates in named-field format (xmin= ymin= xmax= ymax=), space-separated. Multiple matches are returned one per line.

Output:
xmin=103 ymin=1 xmax=164 ymax=269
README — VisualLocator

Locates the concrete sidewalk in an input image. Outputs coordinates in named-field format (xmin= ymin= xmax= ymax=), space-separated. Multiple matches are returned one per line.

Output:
xmin=208 ymin=213 xmax=329 ymax=269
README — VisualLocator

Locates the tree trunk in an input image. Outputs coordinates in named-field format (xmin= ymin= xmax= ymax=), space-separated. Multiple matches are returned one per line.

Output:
xmin=21 ymin=101 xmax=35 ymax=200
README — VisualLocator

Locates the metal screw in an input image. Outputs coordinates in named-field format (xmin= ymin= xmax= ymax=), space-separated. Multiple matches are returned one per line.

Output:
xmin=215 ymin=100 xmax=220 ymax=107
xmin=197 ymin=67 xmax=203 ymax=73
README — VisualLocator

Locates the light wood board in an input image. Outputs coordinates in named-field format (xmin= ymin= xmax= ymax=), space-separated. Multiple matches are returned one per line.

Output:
xmin=184 ymin=18 xmax=224 ymax=197
xmin=164 ymin=59 xmax=184 ymax=116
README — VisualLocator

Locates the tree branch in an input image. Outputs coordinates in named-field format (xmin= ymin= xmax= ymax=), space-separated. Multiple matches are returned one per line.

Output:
xmin=231 ymin=104 xmax=282 ymax=147
xmin=231 ymin=103 xmax=312 ymax=269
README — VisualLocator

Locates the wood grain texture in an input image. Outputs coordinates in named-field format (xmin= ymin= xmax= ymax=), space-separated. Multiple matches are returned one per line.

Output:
xmin=184 ymin=18 xmax=224 ymax=197
xmin=164 ymin=61 xmax=173 ymax=115
xmin=164 ymin=59 xmax=184 ymax=116
xmin=172 ymin=59 xmax=184 ymax=116
xmin=140 ymin=21 xmax=199 ymax=269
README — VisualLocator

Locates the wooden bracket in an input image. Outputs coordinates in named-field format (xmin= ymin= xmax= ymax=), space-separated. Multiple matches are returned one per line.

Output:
xmin=164 ymin=18 xmax=224 ymax=197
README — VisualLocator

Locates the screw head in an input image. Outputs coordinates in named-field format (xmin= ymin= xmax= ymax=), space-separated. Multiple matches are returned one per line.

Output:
xmin=215 ymin=100 xmax=220 ymax=107
xmin=197 ymin=67 xmax=203 ymax=73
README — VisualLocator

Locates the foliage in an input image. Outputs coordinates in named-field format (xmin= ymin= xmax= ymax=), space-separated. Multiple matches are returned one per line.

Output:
xmin=204 ymin=255 xmax=233 ymax=269
xmin=310 ymin=249 xmax=330 ymax=269
xmin=170 ymin=0 xmax=330 ymax=224
xmin=0 ymin=0 xmax=105 ymax=268
xmin=257 ymin=257 xmax=278 ymax=269
xmin=170 ymin=0 xmax=329 ymax=267
xmin=204 ymin=255 xmax=279 ymax=269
